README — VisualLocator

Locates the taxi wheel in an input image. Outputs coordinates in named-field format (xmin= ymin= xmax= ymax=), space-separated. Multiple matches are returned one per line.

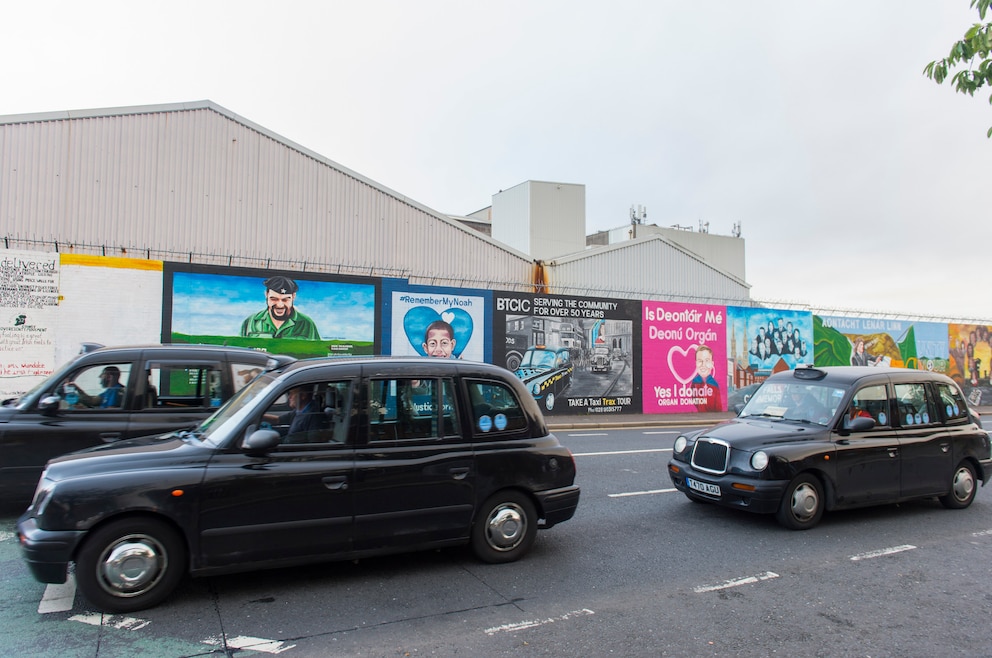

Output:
xmin=939 ymin=461 xmax=977 ymax=509
xmin=776 ymin=473 xmax=824 ymax=530
xmin=75 ymin=517 xmax=187 ymax=613
xmin=471 ymin=491 xmax=537 ymax=564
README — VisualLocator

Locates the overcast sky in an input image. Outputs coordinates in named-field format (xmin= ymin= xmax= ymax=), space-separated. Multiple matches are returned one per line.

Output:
xmin=3 ymin=1 xmax=990 ymax=321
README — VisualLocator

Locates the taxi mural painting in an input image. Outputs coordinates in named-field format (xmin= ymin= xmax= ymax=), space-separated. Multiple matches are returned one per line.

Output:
xmin=493 ymin=292 xmax=639 ymax=415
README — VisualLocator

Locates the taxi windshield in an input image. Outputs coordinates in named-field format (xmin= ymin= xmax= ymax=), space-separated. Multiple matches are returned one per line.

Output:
xmin=198 ymin=373 xmax=280 ymax=446
xmin=739 ymin=381 xmax=846 ymax=426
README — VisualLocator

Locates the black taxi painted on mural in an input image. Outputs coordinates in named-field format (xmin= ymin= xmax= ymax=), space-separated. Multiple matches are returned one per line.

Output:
xmin=17 ymin=357 xmax=580 ymax=612
xmin=668 ymin=366 xmax=992 ymax=529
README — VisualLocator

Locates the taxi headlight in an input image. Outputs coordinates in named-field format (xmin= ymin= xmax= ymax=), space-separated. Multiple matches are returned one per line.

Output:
xmin=531 ymin=383 xmax=541 ymax=396
xmin=750 ymin=450 xmax=769 ymax=471
xmin=674 ymin=436 xmax=687 ymax=454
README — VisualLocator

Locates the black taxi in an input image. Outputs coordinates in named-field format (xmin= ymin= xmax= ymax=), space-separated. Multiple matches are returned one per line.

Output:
xmin=1 ymin=344 xmax=290 ymax=503
xmin=668 ymin=366 xmax=992 ymax=529
xmin=17 ymin=357 xmax=580 ymax=612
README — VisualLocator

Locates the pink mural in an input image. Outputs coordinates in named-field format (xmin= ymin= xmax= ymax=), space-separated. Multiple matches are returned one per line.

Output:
xmin=642 ymin=302 xmax=727 ymax=414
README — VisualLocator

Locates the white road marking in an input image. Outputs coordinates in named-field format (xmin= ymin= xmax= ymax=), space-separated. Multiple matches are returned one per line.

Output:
xmin=609 ymin=488 xmax=677 ymax=498
xmin=484 ymin=608 xmax=595 ymax=635
xmin=972 ymin=529 xmax=992 ymax=537
xmin=565 ymin=432 xmax=610 ymax=436
xmin=849 ymin=545 xmax=916 ymax=561
xmin=643 ymin=430 xmax=678 ymax=435
xmin=694 ymin=572 xmax=780 ymax=593
xmin=0 ymin=530 xmax=15 ymax=542
xmin=69 ymin=613 xmax=151 ymax=631
xmin=39 ymin=575 xmax=77 ymax=614
xmin=573 ymin=448 xmax=672 ymax=457
xmin=202 ymin=635 xmax=297 ymax=654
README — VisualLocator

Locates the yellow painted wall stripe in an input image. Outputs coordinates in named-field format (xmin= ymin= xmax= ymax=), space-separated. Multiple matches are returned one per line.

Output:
xmin=60 ymin=254 xmax=163 ymax=271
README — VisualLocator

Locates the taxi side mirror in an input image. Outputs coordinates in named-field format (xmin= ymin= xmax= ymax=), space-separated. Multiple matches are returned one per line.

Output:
xmin=39 ymin=395 xmax=62 ymax=416
xmin=241 ymin=428 xmax=282 ymax=455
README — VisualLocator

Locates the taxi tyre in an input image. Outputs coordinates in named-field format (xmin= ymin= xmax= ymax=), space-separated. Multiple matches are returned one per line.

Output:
xmin=471 ymin=491 xmax=537 ymax=563
xmin=776 ymin=473 xmax=824 ymax=530
xmin=938 ymin=460 xmax=978 ymax=510
xmin=75 ymin=517 xmax=187 ymax=613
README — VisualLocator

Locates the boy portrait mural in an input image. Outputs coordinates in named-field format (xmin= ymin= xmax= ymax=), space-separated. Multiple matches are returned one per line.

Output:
xmin=383 ymin=282 xmax=489 ymax=362
xmin=814 ymin=315 xmax=948 ymax=373
xmin=493 ymin=292 xmax=639 ymax=415
xmin=164 ymin=264 xmax=377 ymax=358
xmin=642 ymin=302 xmax=727 ymax=414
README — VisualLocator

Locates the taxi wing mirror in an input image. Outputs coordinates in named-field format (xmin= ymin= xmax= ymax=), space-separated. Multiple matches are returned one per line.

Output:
xmin=242 ymin=428 xmax=282 ymax=455
xmin=39 ymin=395 xmax=62 ymax=416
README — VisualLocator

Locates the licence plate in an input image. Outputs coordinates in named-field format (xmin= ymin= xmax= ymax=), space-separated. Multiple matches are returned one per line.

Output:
xmin=686 ymin=477 xmax=721 ymax=497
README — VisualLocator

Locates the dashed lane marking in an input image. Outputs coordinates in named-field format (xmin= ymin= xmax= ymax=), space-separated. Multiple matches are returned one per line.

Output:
xmin=694 ymin=572 xmax=780 ymax=593
xmin=609 ymin=488 xmax=677 ymax=498
xmin=849 ymin=545 xmax=916 ymax=561
xmin=202 ymin=635 xmax=297 ymax=654
xmin=39 ymin=575 xmax=77 ymax=614
xmin=573 ymin=448 xmax=671 ymax=457
xmin=484 ymin=609 xmax=595 ymax=635
xmin=69 ymin=613 xmax=152 ymax=631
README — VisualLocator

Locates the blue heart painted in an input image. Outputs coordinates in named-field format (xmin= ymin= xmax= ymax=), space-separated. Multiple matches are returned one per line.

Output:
xmin=403 ymin=306 xmax=473 ymax=357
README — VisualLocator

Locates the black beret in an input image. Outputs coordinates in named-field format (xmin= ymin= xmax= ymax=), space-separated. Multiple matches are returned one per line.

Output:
xmin=263 ymin=276 xmax=299 ymax=294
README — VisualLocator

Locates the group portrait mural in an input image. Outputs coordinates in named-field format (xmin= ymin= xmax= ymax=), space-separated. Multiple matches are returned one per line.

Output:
xmin=726 ymin=306 xmax=813 ymax=395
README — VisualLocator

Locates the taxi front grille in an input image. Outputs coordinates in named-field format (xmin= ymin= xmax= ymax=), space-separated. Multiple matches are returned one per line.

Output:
xmin=691 ymin=438 xmax=730 ymax=475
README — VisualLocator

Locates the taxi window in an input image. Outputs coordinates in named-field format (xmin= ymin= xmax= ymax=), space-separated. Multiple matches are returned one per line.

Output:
xmin=367 ymin=378 xmax=460 ymax=442
xmin=262 ymin=380 xmax=354 ymax=445
xmin=144 ymin=364 xmax=221 ymax=410
xmin=935 ymin=382 xmax=970 ymax=423
xmin=893 ymin=382 xmax=937 ymax=426
xmin=846 ymin=384 xmax=889 ymax=428
xmin=466 ymin=379 xmax=527 ymax=435
xmin=232 ymin=363 xmax=264 ymax=391
xmin=57 ymin=362 xmax=131 ymax=410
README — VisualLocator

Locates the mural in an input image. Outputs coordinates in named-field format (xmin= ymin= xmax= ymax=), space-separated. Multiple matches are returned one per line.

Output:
xmin=0 ymin=249 xmax=58 ymax=397
xmin=814 ymin=315 xmax=949 ymax=373
xmin=726 ymin=307 xmax=813 ymax=393
xmin=642 ymin=302 xmax=727 ymax=414
xmin=492 ymin=292 xmax=639 ymax=415
xmin=948 ymin=323 xmax=992 ymax=407
xmin=382 ymin=281 xmax=490 ymax=362
xmin=164 ymin=264 xmax=378 ymax=358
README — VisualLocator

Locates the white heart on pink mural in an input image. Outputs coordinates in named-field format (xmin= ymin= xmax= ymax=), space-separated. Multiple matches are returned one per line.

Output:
xmin=667 ymin=345 xmax=698 ymax=385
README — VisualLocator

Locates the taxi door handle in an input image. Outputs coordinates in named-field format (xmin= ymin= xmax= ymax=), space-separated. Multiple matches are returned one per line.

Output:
xmin=887 ymin=448 xmax=898 ymax=458
xmin=449 ymin=467 xmax=470 ymax=480
xmin=322 ymin=476 xmax=348 ymax=490
xmin=99 ymin=433 xmax=122 ymax=442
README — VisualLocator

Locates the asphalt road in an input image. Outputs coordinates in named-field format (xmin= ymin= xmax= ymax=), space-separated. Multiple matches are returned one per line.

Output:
xmin=2 ymin=424 xmax=992 ymax=657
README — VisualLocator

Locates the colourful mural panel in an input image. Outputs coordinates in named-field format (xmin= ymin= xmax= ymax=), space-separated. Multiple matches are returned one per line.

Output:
xmin=164 ymin=264 xmax=378 ymax=358
xmin=492 ymin=292 xmax=640 ymax=415
xmin=948 ymin=323 xmax=992 ymax=407
xmin=814 ymin=315 xmax=948 ymax=373
xmin=381 ymin=281 xmax=491 ymax=361
xmin=642 ymin=302 xmax=727 ymax=414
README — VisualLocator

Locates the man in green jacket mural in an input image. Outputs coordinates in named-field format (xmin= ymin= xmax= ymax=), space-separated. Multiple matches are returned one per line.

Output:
xmin=240 ymin=275 xmax=321 ymax=340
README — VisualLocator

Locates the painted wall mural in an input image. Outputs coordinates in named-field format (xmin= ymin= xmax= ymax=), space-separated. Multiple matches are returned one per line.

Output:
xmin=381 ymin=281 xmax=491 ymax=362
xmin=5 ymin=249 xmax=992 ymax=415
xmin=492 ymin=292 xmax=639 ymax=415
xmin=814 ymin=315 xmax=949 ymax=373
xmin=164 ymin=263 xmax=378 ymax=358
xmin=642 ymin=302 xmax=727 ymax=414
xmin=948 ymin=323 xmax=992 ymax=407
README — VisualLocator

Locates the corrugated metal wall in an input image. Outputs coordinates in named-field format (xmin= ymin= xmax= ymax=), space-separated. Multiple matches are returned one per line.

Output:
xmin=547 ymin=237 xmax=751 ymax=305
xmin=0 ymin=102 xmax=535 ymax=291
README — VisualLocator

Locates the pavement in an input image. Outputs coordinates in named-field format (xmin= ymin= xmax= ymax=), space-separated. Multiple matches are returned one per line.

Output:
xmin=545 ymin=406 xmax=992 ymax=431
